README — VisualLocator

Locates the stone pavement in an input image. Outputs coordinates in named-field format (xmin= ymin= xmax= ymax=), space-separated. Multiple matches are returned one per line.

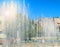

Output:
xmin=0 ymin=42 xmax=60 ymax=47
xmin=20 ymin=42 xmax=60 ymax=47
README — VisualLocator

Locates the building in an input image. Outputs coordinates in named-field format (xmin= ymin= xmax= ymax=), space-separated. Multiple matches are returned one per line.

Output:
xmin=33 ymin=18 xmax=60 ymax=42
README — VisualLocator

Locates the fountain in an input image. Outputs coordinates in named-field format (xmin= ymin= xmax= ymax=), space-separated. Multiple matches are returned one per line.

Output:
xmin=0 ymin=0 xmax=29 ymax=47
xmin=0 ymin=1 xmax=21 ymax=47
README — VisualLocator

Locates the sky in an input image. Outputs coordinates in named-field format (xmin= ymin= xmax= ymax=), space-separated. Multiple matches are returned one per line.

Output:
xmin=25 ymin=0 xmax=60 ymax=19
xmin=0 ymin=0 xmax=60 ymax=20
